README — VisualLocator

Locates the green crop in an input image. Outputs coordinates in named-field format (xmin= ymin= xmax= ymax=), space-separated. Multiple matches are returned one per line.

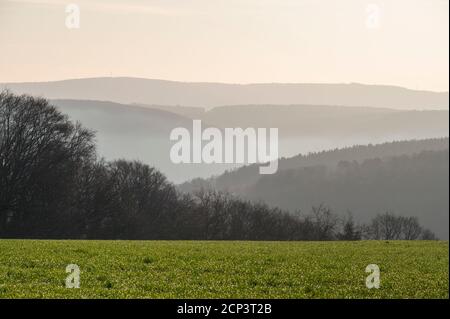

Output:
xmin=0 ymin=240 xmax=447 ymax=298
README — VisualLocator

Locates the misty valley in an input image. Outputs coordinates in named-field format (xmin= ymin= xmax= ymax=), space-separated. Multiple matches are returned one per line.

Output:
xmin=0 ymin=80 xmax=448 ymax=240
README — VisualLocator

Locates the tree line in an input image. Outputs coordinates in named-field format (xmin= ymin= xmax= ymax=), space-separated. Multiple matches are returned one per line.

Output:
xmin=0 ymin=91 xmax=437 ymax=240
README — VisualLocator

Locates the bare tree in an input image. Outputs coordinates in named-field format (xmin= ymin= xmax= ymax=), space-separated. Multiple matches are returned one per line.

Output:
xmin=421 ymin=229 xmax=437 ymax=240
xmin=0 ymin=90 xmax=95 ymax=237
xmin=401 ymin=216 xmax=422 ymax=240
xmin=337 ymin=212 xmax=362 ymax=240
xmin=369 ymin=212 xmax=403 ymax=240
xmin=308 ymin=204 xmax=339 ymax=240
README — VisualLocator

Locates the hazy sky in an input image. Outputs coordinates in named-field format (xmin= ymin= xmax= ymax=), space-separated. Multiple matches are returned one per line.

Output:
xmin=0 ymin=0 xmax=448 ymax=91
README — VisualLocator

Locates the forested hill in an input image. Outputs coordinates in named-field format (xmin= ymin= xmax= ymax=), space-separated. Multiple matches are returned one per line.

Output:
xmin=246 ymin=150 xmax=449 ymax=238
xmin=179 ymin=138 xmax=449 ymax=192
xmin=179 ymin=140 xmax=449 ymax=239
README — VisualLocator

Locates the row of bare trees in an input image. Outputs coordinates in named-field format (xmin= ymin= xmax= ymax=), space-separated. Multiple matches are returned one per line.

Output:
xmin=0 ymin=91 xmax=437 ymax=240
xmin=363 ymin=213 xmax=436 ymax=240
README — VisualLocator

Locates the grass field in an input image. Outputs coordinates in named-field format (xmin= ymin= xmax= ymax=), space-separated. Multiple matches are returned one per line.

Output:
xmin=0 ymin=240 xmax=447 ymax=298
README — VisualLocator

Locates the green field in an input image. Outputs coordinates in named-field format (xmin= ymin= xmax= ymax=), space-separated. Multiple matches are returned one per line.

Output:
xmin=0 ymin=240 xmax=447 ymax=298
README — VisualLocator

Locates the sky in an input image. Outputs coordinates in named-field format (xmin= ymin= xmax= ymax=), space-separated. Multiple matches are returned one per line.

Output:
xmin=0 ymin=0 xmax=448 ymax=91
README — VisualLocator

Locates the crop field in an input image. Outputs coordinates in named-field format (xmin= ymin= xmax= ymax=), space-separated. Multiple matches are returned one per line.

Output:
xmin=0 ymin=240 xmax=447 ymax=298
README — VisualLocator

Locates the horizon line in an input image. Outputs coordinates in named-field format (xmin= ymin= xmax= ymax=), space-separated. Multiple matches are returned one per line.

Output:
xmin=1 ymin=76 xmax=448 ymax=94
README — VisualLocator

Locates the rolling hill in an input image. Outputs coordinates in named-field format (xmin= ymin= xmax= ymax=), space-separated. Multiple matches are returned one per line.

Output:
xmin=2 ymin=77 xmax=448 ymax=110
xmin=179 ymin=140 xmax=449 ymax=239
xmin=52 ymin=98 xmax=449 ymax=182
xmin=50 ymin=98 xmax=448 ymax=182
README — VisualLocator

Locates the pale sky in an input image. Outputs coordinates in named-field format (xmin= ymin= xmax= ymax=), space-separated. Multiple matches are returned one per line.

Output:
xmin=0 ymin=0 xmax=448 ymax=91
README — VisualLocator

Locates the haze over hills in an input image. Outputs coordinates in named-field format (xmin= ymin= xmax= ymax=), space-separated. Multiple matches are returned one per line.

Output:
xmin=136 ymin=104 xmax=449 ymax=137
xmin=2 ymin=77 xmax=448 ymax=110
xmin=3 ymin=90 xmax=448 ymax=239
xmin=182 ymin=104 xmax=449 ymax=140
xmin=51 ymin=99 xmax=449 ymax=182
xmin=52 ymin=99 xmax=241 ymax=183
xmin=5 ymin=79 xmax=449 ymax=224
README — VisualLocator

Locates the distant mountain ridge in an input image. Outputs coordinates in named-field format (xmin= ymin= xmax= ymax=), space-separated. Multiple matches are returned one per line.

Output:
xmin=173 ymin=104 xmax=449 ymax=138
xmin=2 ymin=77 xmax=448 ymax=110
